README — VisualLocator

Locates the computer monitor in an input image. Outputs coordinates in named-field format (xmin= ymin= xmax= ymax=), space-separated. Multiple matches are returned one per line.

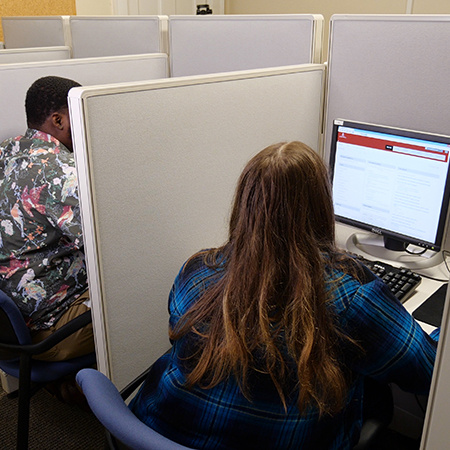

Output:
xmin=329 ymin=119 xmax=450 ymax=264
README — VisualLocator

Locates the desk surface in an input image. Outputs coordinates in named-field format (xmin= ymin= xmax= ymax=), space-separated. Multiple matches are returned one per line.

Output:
xmin=336 ymin=223 xmax=449 ymax=335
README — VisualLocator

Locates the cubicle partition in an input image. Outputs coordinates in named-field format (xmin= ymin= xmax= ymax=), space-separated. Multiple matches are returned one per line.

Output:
xmin=168 ymin=14 xmax=323 ymax=76
xmin=69 ymin=15 xmax=168 ymax=58
xmin=69 ymin=64 xmax=325 ymax=388
xmin=0 ymin=53 xmax=168 ymax=142
xmin=325 ymin=14 xmax=450 ymax=254
xmin=323 ymin=15 xmax=450 ymax=446
xmin=0 ymin=46 xmax=71 ymax=64
xmin=1 ymin=16 xmax=70 ymax=49
xmin=324 ymin=14 xmax=450 ymax=165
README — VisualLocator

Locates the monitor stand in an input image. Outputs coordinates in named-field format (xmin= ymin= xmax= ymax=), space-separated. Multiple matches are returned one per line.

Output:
xmin=346 ymin=232 xmax=444 ymax=271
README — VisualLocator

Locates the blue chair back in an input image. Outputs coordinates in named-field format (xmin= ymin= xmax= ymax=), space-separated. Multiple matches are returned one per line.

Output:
xmin=0 ymin=289 xmax=32 ymax=358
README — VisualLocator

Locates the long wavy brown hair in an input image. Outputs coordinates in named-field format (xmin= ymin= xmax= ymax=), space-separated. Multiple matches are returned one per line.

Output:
xmin=170 ymin=141 xmax=359 ymax=416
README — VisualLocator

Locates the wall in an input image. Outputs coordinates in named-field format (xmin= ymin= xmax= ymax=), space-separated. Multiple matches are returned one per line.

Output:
xmin=75 ymin=0 xmax=113 ymax=15
xmin=0 ymin=0 xmax=76 ymax=42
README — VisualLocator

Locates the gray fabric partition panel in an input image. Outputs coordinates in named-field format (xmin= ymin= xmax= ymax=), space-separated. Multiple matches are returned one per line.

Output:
xmin=69 ymin=64 xmax=325 ymax=388
xmin=69 ymin=16 xmax=164 ymax=59
xmin=2 ymin=16 xmax=68 ymax=49
xmin=169 ymin=14 xmax=323 ymax=77
xmin=324 ymin=15 xmax=450 ymax=165
xmin=0 ymin=54 xmax=168 ymax=143
xmin=0 ymin=46 xmax=71 ymax=64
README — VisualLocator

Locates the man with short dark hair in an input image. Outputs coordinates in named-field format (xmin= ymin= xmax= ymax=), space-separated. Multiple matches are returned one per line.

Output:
xmin=0 ymin=76 xmax=93 ymax=361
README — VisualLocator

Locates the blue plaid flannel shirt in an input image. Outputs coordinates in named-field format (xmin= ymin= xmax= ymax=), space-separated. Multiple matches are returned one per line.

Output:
xmin=130 ymin=254 xmax=438 ymax=449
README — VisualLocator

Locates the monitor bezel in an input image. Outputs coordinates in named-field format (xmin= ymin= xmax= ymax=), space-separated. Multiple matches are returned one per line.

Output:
xmin=329 ymin=119 xmax=450 ymax=252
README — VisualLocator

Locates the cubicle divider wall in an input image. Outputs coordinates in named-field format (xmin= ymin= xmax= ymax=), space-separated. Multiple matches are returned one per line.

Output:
xmin=69 ymin=15 xmax=168 ymax=59
xmin=2 ymin=14 xmax=323 ymax=76
xmin=324 ymin=14 xmax=450 ymax=253
xmin=68 ymin=64 xmax=325 ymax=389
xmin=324 ymin=14 xmax=450 ymax=165
xmin=323 ymin=16 xmax=450 ymax=446
xmin=0 ymin=46 xmax=71 ymax=64
xmin=168 ymin=14 xmax=324 ymax=77
xmin=0 ymin=53 xmax=168 ymax=142
xmin=1 ymin=16 xmax=71 ymax=50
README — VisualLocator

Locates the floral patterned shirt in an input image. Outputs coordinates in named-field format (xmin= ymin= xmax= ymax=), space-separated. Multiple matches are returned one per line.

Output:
xmin=0 ymin=129 xmax=88 ymax=330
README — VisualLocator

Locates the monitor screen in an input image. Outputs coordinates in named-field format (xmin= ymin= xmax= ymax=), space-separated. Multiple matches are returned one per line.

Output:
xmin=330 ymin=119 xmax=450 ymax=252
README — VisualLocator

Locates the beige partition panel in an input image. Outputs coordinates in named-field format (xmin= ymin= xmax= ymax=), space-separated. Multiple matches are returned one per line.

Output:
xmin=2 ymin=16 xmax=70 ymax=49
xmin=69 ymin=15 xmax=167 ymax=58
xmin=0 ymin=46 xmax=71 ymax=64
xmin=0 ymin=53 xmax=168 ymax=142
xmin=69 ymin=64 xmax=325 ymax=388
xmin=169 ymin=14 xmax=323 ymax=76
xmin=324 ymin=14 xmax=450 ymax=164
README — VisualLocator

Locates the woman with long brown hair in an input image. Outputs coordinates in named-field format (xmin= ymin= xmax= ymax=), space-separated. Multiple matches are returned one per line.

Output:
xmin=130 ymin=142 xmax=438 ymax=449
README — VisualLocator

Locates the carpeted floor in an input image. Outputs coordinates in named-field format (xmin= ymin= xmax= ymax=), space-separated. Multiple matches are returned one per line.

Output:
xmin=0 ymin=384 xmax=105 ymax=449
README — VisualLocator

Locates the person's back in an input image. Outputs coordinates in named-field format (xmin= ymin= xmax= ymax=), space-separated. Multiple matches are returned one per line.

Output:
xmin=0 ymin=129 xmax=86 ymax=329
xmin=0 ymin=76 xmax=93 ymax=362
xmin=129 ymin=141 xmax=438 ymax=449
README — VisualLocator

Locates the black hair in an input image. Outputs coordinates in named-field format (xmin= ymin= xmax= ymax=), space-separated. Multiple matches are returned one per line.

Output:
xmin=25 ymin=76 xmax=81 ymax=128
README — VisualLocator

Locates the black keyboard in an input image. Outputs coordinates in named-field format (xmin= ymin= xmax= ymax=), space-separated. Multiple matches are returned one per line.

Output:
xmin=347 ymin=254 xmax=422 ymax=302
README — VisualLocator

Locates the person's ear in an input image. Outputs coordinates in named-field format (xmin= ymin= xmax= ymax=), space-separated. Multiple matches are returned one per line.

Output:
xmin=51 ymin=112 xmax=65 ymax=130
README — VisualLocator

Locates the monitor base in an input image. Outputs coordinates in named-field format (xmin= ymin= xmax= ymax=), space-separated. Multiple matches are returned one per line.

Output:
xmin=346 ymin=232 xmax=444 ymax=271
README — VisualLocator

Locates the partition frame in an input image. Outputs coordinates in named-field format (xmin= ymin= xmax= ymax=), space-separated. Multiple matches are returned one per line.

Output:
xmin=69 ymin=64 xmax=325 ymax=387
xmin=324 ymin=14 xmax=450 ymax=164
xmin=68 ymin=15 xmax=169 ymax=58
xmin=324 ymin=14 xmax=450 ymax=255
xmin=0 ymin=46 xmax=71 ymax=64
xmin=168 ymin=14 xmax=324 ymax=77
xmin=1 ymin=16 xmax=71 ymax=49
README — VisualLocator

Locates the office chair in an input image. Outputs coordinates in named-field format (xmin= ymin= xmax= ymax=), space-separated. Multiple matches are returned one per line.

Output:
xmin=0 ymin=288 xmax=96 ymax=450
xmin=77 ymin=366 xmax=393 ymax=450
xmin=76 ymin=367 xmax=193 ymax=450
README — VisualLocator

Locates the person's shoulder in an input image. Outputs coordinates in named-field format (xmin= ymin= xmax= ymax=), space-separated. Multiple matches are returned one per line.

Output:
xmin=326 ymin=253 xmax=381 ymax=312
xmin=326 ymin=252 xmax=377 ymax=285
xmin=0 ymin=136 xmax=19 ymax=147
xmin=0 ymin=134 xmax=24 ymax=153
xmin=28 ymin=130 xmax=70 ymax=154
xmin=181 ymin=250 xmax=216 ymax=273
xmin=178 ymin=249 xmax=224 ymax=283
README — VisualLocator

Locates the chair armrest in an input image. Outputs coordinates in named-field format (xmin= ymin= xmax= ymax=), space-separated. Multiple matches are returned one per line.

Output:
xmin=76 ymin=368 xmax=194 ymax=450
xmin=0 ymin=310 xmax=92 ymax=356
